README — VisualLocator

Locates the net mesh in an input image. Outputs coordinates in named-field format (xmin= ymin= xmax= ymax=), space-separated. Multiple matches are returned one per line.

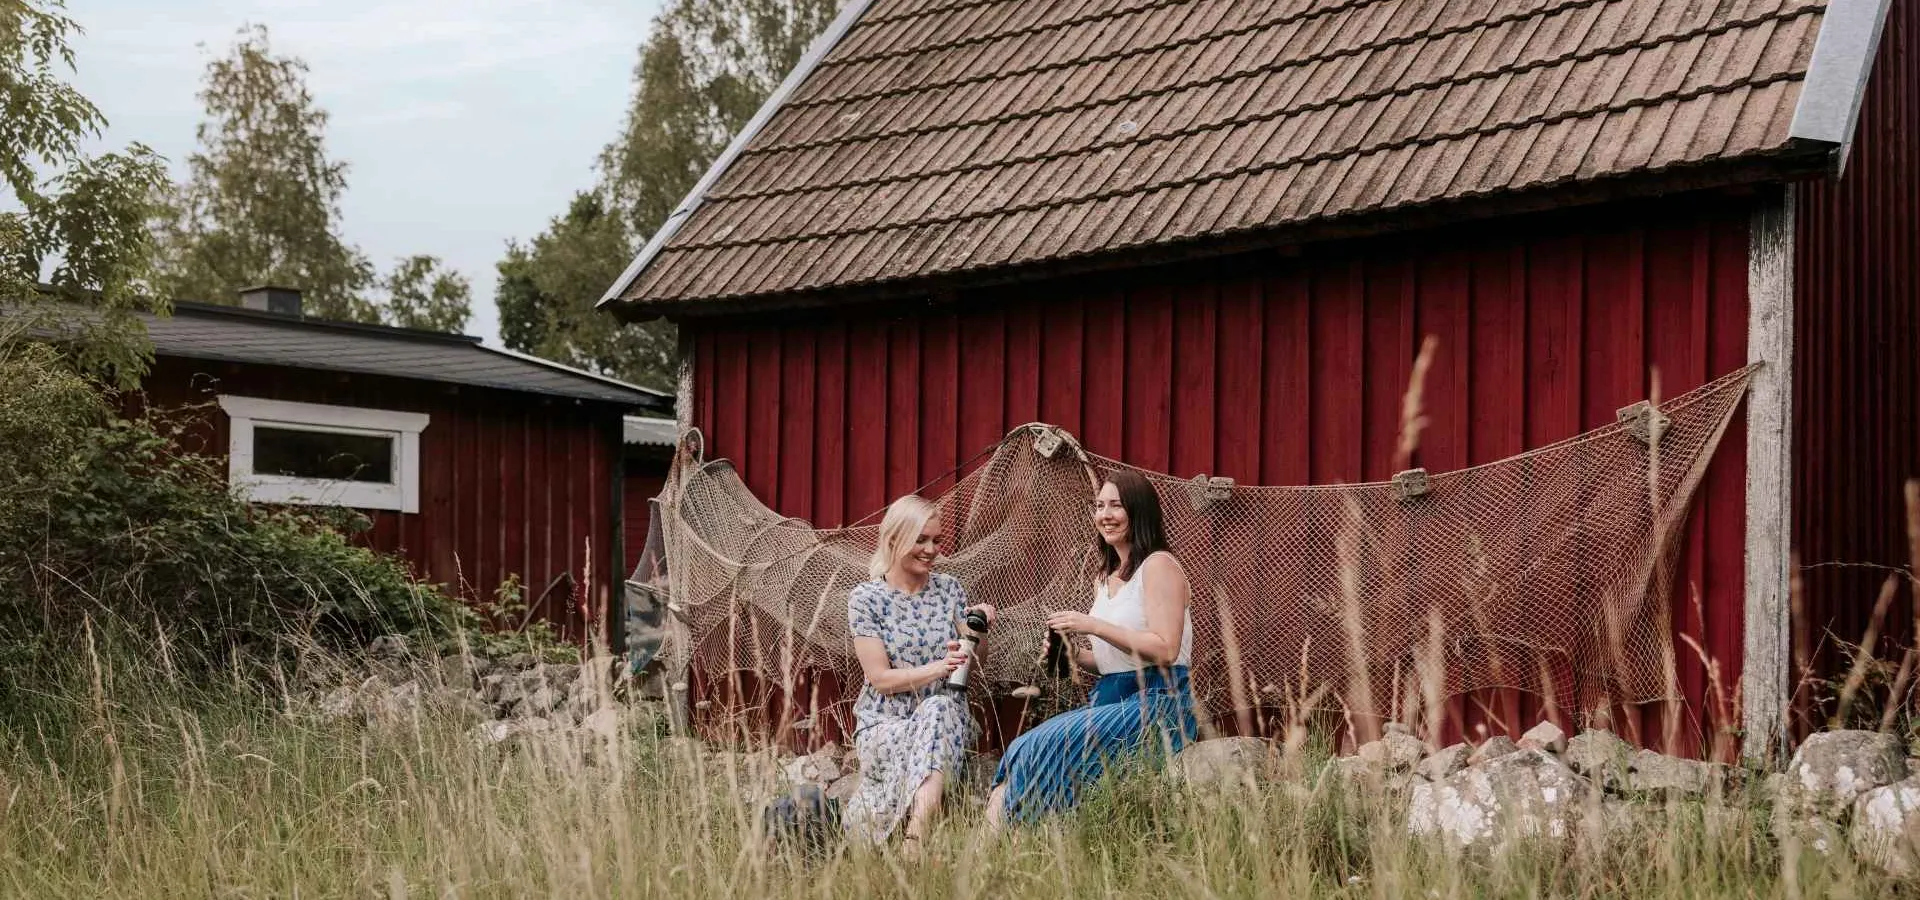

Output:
xmin=639 ymin=365 xmax=1757 ymax=735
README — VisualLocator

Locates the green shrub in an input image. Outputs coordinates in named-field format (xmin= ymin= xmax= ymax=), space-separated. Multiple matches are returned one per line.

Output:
xmin=0 ymin=340 xmax=465 ymax=700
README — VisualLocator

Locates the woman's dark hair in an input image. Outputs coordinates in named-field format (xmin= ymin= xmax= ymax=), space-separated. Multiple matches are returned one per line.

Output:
xmin=1097 ymin=469 xmax=1172 ymax=581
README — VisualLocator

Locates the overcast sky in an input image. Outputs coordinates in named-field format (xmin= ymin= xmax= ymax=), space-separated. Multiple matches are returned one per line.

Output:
xmin=65 ymin=0 xmax=665 ymax=346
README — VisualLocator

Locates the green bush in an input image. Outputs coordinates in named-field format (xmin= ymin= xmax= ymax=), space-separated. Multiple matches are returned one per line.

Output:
xmin=0 ymin=340 xmax=465 ymax=693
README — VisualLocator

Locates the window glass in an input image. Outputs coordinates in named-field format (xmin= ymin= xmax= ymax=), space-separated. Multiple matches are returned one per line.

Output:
xmin=253 ymin=426 xmax=395 ymax=483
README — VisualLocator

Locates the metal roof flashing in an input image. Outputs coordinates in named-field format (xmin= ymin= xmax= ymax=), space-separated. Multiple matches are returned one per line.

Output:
xmin=1789 ymin=0 xmax=1896 ymax=177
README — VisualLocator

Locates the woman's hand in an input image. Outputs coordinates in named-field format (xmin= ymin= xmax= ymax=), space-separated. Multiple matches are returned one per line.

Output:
xmin=1045 ymin=610 xmax=1099 ymax=637
xmin=965 ymin=603 xmax=997 ymax=627
xmin=926 ymin=640 xmax=968 ymax=678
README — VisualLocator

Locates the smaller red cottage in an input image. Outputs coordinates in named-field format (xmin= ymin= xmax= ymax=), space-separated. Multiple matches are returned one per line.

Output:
xmin=126 ymin=286 xmax=672 ymax=641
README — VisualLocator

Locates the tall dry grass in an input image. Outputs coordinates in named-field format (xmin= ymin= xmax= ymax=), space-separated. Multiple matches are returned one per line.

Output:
xmin=0 ymin=629 xmax=1903 ymax=899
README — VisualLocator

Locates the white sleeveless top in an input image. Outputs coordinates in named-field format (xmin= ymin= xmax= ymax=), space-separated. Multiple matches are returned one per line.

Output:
xmin=1087 ymin=554 xmax=1194 ymax=674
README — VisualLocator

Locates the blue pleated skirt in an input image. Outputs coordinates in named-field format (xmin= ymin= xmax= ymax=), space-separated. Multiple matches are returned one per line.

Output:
xmin=991 ymin=666 xmax=1199 ymax=822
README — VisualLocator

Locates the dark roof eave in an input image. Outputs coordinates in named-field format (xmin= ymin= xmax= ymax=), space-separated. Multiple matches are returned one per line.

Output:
xmin=151 ymin=346 xmax=671 ymax=412
xmin=609 ymin=146 xmax=1838 ymax=323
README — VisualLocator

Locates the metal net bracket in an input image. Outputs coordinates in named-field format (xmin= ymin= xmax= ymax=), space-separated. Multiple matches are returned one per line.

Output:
xmin=1393 ymin=468 xmax=1432 ymax=501
xmin=1615 ymin=401 xmax=1672 ymax=446
xmin=1189 ymin=474 xmax=1235 ymax=511
xmin=1032 ymin=425 xmax=1065 ymax=459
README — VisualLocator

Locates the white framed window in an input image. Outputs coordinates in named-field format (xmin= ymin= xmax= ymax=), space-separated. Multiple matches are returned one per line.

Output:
xmin=217 ymin=395 xmax=429 ymax=513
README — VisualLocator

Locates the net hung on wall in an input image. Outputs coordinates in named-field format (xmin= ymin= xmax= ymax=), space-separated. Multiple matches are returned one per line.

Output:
xmin=628 ymin=364 xmax=1758 ymax=742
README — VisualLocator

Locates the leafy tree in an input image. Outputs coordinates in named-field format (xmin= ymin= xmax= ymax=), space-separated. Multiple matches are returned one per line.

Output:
xmin=497 ymin=192 xmax=670 ymax=388
xmin=496 ymin=0 xmax=838 ymax=390
xmin=154 ymin=24 xmax=471 ymax=334
xmin=154 ymin=24 xmax=378 ymax=323
xmin=1 ymin=0 xmax=169 ymax=386
xmin=381 ymin=254 xmax=470 ymax=333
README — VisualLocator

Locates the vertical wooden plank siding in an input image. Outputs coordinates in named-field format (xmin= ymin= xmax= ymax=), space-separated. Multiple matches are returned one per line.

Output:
xmin=686 ymin=199 xmax=1753 ymax=754
xmin=1792 ymin=0 xmax=1920 ymax=715
xmin=135 ymin=360 xmax=626 ymax=640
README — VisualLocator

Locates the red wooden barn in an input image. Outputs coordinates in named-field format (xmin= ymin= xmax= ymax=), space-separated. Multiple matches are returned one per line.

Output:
xmin=602 ymin=0 xmax=1916 ymax=759
xmin=127 ymin=287 xmax=672 ymax=640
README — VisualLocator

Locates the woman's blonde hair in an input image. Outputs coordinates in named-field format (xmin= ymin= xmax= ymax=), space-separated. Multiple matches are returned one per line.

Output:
xmin=869 ymin=494 xmax=939 ymax=580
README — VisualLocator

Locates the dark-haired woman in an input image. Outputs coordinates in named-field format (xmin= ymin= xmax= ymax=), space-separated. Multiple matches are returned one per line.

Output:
xmin=984 ymin=469 xmax=1198 ymax=827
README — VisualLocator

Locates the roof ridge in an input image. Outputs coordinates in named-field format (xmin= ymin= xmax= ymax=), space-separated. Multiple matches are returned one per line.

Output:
xmin=169 ymin=300 xmax=485 ymax=345
xmin=853 ymin=0 xmax=1194 ymax=33
xmin=807 ymin=0 xmax=1378 ymax=89
xmin=741 ymin=0 xmax=1818 ymax=159
xmin=674 ymin=66 xmax=1808 ymax=253
xmin=711 ymin=5 xmax=1820 ymax=204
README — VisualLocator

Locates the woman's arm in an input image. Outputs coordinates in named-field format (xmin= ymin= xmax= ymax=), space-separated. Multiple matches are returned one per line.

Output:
xmin=853 ymin=636 xmax=965 ymax=695
xmin=1053 ymin=554 xmax=1188 ymax=666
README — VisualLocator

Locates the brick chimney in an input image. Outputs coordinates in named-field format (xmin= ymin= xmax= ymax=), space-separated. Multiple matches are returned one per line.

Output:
xmin=238 ymin=285 xmax=303 ymax=317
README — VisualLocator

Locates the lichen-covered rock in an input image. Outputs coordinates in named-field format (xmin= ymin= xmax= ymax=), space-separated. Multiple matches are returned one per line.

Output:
xmin=1850 ymin=775 xmax=1920 ymax=875
xmin=1852 ymin=776 xmax=1920 ymax=875
xmin=366 ymin=634 xmax=410 ymax=660
xmin=1468 ymin=736 xmax=1520 ymax=766
xmin=317 ymin=686 xmax=358 ymax=723
xmin=1356 ymin=732 xmax=1428 ymax=773
xmin=1518 ymin=720 xmax=1567 ymax=753
xmin=1408 ymin=750 xmax=1592 ymax=853
xmin=826 ymin=772 xmax=861 ymax=803
xmin=783 ymin=750 xmax=843 ymax=787
xmin=1563 ymin=729 xmax=1634 ymax=788
xmin=1627 ymin=749 xmax=1723 ymax=796
xmin=1772 ymin=730 xmax=1908 ymax=850
xmin=1418 ymin=743 xmax=1471 ymax=782
xmin=1170 ymin=737 xmax=1272 ymax=790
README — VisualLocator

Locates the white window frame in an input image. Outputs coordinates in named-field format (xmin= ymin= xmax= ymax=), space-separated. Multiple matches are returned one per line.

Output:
xmin=217 ymin=395 xmax=429 ymax=513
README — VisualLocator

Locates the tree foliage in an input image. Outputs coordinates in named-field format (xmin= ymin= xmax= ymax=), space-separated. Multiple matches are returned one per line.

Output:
xmin=153 ymin=24 xmax=378 ymax=323
xmin=1 ymin=0 xmax=170 ymax=386
xmin=154 ymin=25 xmax=469 ymax=333
xmin=381 ymin=254 xmax=470 ymax=333
xmin=496 ymin=0 xmax=838 ymax=390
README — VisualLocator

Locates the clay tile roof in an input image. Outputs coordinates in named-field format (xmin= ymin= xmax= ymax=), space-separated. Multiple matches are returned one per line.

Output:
xmin=606 ymin=0 xmax=1885 ymax=314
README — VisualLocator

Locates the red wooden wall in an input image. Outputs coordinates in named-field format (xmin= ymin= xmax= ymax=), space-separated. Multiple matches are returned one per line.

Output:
xmin=1792 ymin=0 xmax=1920 ymax=703
xmin=686 ymin=195 xmax=1754 ymax=756
xmin=134 ymin=357 xmax=625 ymax=639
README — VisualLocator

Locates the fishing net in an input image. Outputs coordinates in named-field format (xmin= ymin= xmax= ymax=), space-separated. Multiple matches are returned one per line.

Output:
xmin=630 ymin=365 xmax=1757 ymax=738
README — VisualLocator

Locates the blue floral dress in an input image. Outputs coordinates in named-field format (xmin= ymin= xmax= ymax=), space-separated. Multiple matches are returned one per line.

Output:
xmin=842 ymin=573 xmax=976 ymax=844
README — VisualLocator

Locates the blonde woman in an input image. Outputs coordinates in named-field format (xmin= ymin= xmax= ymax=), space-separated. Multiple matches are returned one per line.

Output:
xmin=843 ymin=495 xmax=996 ymax=851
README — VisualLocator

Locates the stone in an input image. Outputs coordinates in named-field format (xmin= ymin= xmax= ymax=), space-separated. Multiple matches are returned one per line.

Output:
xmin=1356 ymin=732 xmax=1428 ymax=773
xmin=1418 ymin=743 xmax=1472 ymax=782
xmin=1562 ymin=729 xmax=1635 ymax=787
xmin=1772 ymin=729 xmax=1908 ymax=849
xmin=1407 ymin=749 xmax=1592 ymax=854
xmin=783 ymin=750 xmax=843 ymax=787
xmin=1851 ymin=776 xmax=1920 ymax=876
xmin=317 ymin=686 xmax=358 ymax=723
xmin=1170 ymin=737 xmax=1272 ymax=790
xmin=579 ymin=707 xmax=622 ymax=741
xmin=480 ymin=673 xmax=526 ymax=709
xmin=1468 ymin=736 xmax=1520 ymax=767
xmin=367 ymin=634 xmax=410 ymax=660
xmin=1518 ymin=720 xmax=1567 ymax=753
xmin=826 ymin=772 xmax=862 ymax=803
xmin=540 ymin=663 xmax=582 ymax=690
xmin=518 ymin=686 xmax=562 ymax=718
xmin=1626 ymin=749 xmax=1722 ymax=796
xmin=499 ymin=652 xmax=536 ymax=672
xmin=366 ymin=680 xmax=422 ymax=721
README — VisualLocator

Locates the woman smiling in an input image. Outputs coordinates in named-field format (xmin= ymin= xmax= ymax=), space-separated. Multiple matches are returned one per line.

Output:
xmin=842 ymin=495 xmax=995 ymax=853
xmin=985 ymin=470 xmax=1198 ymax=827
